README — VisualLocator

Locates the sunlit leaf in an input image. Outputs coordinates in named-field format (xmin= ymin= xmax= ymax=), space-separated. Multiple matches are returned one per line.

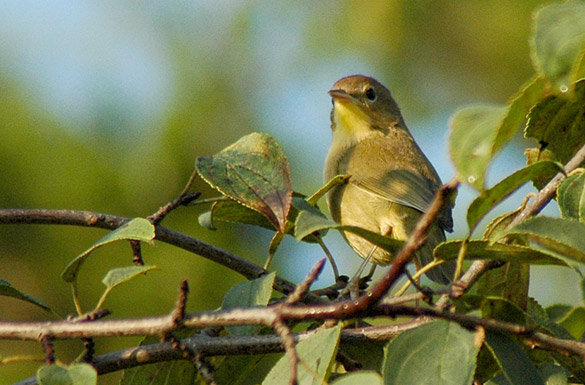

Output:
xmin=37 ymin=363 xmax=97 ymax=385
xmin=546 ymin=305 xmax=585 ymax=340
xmin=61 ymin=218 xmax=155 ymax=283
xmin=102 ymin=265 xmax=159 ymax=290
xmin=449 ymin=105 xmax=507 ymax=189
xmin=221 ymin=272 xmax=276 ymax=336
xmin=294 ymin=207 xmax=403 ymax=255
xmin=493 ymin=77 xmax=548 ymax=153
xmin=331 ymin=372 xmax=383 ymax=385
xmin=494 ymin=216 xmax=585 ymax=264
xmin=382 ymin=320 xmax=479 ymax=385
xmin=262 ymin=324 xmax=341 ymax=385
xmin=434 ymin=240 xmax=567 ymax=266
xmin=0 ymin=278 xmax=52 ymax=313
xmin=196 ymin=132 xmax=293 ymax=232
xmin=467 ymin=161 xmax=563 ymax=233
xmin=532 ymin=1 xmax=585 ymax=93
xmin=557 ymin=173 xmax=585 ymax=221
xmin=450 ymin=77 xmax=546 ymax=191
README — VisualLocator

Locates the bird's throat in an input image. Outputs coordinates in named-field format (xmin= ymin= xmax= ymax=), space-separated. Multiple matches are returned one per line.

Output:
xmin=330 ymin=101 xmax=373 ymax=154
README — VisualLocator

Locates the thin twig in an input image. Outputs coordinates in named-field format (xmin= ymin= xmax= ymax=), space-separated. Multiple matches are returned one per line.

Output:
xmin=130 ymin=240 xmax=144 ymax=266
xmin=40 ymin=335 xmax=54 ymax=365
xmin=171 ymin=280 xmax=189 ymax=326
xmin=148 ymin=169 xmax=200 ymax=225
xmin=192 ymin=352 xmax=218 ymax=385
xmin=272 ymin=318 xmax=299 ymax=385
xmin=286 ymin=259 xmax=326 ymax=304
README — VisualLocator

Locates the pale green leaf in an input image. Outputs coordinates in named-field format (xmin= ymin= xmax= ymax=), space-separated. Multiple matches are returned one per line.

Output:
xmin=37 ymin=363 xmax=97 ymax=385
xmin=221 ymin=272 xmax=276 ymax=336
xmin=262 ymin=324 xmax=341 ymax=385
xmin=467 ymin=161 xmax=563 ymax=233
xmin=494 ymin=216 xmax=585 ymax=264
xmin=383 ymin=320 xmax=479 ymax=385
xmin=102 ymin=265 xmax=159 ymax=289
xmin=557 ymin=173 xmax=585 ymax=222
xmin=331 ymin=372 xmax=383 ymax=385
xmin=532 ymin=1 xmax=585 ymax=93
xmin=434 ymin=240 xmax=567 ymax=266
xmin=449 ymin=105 xmax=506 ymax=189
xmin=0 ymin=278 xmax=52 ymax=313
xmin=61 ymin=218 xmax=155 ymax=283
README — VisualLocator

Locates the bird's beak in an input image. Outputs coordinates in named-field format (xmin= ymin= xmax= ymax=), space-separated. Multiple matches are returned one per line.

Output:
xmin=328 ymin=89 xmax=355 ymax=104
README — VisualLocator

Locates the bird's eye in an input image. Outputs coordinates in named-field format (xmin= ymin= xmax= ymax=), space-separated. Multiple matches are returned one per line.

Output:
xmin=365 ymin=87 xmax=376 ymax=101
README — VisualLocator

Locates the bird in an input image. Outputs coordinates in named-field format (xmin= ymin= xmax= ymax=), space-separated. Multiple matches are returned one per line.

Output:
xmin=323 ymin=74 xmax=454 ymax=284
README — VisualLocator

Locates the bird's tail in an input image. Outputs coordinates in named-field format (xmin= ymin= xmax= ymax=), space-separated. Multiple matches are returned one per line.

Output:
xmin=415 ymin=225 xmax=454 ymax=284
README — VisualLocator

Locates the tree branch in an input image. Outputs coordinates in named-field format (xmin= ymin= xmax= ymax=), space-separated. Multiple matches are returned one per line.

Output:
xmin=0 ymin=209 xmax=324 ymax=304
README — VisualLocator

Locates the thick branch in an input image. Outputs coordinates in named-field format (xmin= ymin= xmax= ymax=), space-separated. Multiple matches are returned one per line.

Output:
xmin=0 ymin=209 xmax=323 ymax=303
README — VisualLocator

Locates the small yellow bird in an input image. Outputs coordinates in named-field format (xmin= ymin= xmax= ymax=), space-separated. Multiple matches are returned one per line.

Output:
xmin=324 ymin=75 xmax=454 ymax=284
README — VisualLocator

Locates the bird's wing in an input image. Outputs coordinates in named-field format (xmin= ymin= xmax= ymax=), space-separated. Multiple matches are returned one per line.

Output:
xmin=351 ymin=169 xmax=453 ymax=232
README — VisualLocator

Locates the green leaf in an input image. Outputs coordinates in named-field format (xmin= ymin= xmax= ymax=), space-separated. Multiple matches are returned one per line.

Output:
xmin=0 ymin=278 xmax=52 ymax=313
xmin=120 ymin=334 xmax=196 ymax=385
xmin=455 ymin=296 xmax=527 ymax=325
xmin=199 ymin=199 xmax=275 ymax=231
xmin=294 ymin=207 xmax=403 ymax=254
xmin=493 ymin=77 xmax=548 ymax=153
xmin=262 ymin=324 xmax=341 ymax=385
xmin=449 ymin=105 xmax=507 ymax=189
xmin=382 ymin=320 xmax=479 ymax=385
xmin=61 ymin=218 xmax=155 ymax=283
xmin=196 ymin=132 xmax=293 ymax=233
xmin=494 ymin=216 xmax=585 ymax=264
xmin=95 ymin=265 xmax=159 ymax=310
xmin=557 ymin=173 xmax=585 ymax=221
xmin=547 ymin=305 xmax=585 ymax=340
xmin=479 ymin=297 xmax=527 ymax=325
xmin=102 ymin=265 xmax=159 ymax=289
xmin=532 ymin=1 xmax=585 ymax=93
xmin=539 ymin=363 xmax=569 ymax=385
xmin=467 ymin=161 xmax=562 ymax=233
xmin=524 ymin=80 xmax=585 ymax=189
xmin=476 ymin=263 xmax=530 ymax=311
xmin=37 ymin=363 xmax=97 ymax=385
xmin=221 ymin=272 xmax=276 ymax=336
xmin=546 ymin=304 xmax=573 ymax=323
xmin=527 ymin=298 xmax=585 ymax=382
xmin=331 ymin=372 xmax=383 ymax=385
xmin=450 ymin=77 xmax=546 ymax=191
xmin=434 ymin=240 xmax=567 ymax=266
xmin=484 ymin=332 xmax=545 ymax=385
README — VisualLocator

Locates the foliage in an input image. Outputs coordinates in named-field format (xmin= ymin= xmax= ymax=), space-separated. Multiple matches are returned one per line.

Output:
xmin=2 ymin=2 xmax=585 ymax=385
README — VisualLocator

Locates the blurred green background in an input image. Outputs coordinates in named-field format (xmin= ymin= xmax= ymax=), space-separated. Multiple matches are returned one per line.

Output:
xmin=0 ymin=1 xmax=579 ymax=383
